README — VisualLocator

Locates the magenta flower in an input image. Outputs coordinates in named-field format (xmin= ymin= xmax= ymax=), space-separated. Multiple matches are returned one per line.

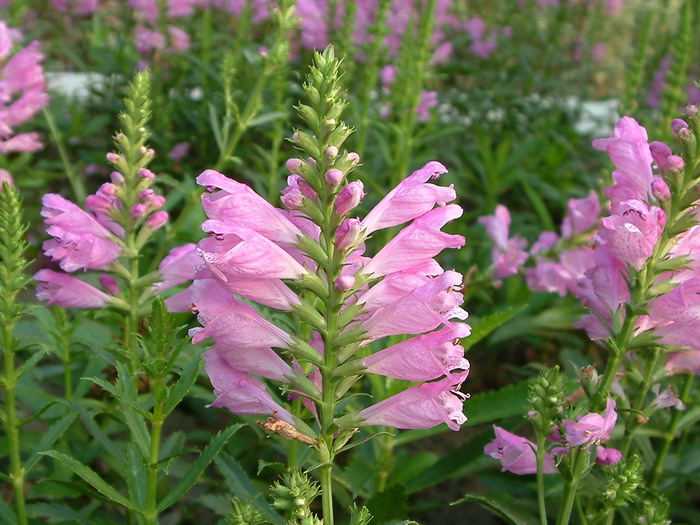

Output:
xmin=596 ymin=447 xmax=622 ymax=466
xmin=35 ymin=270 xmax=111 ymax=308
xmin=562 ymin=398 xmax=617 ymax=447
xmin=484 ymin=426 xmax=557 ymax=475
xmin=561 ymin=191 xmax=600 ymax=238
xmin=479 ymin=205 xmax=529 ymax=278
xmin=51 ymin=0 xmax=98 ymax=15
xmin=358 ymin=371 xmax=469 ymax=431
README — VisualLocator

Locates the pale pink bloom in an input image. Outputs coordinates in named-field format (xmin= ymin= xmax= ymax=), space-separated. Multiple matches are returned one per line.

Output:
xmin=41 ymin=194 xmax=122 ymax=272
xmin=204 ymin=355 xmax=295 ymax=423
xmin=198 ymin=170 xmax=303 ymax=245
xmin=417 ymin=91 xmax=438 ymax=122
xmin=363 ymin=204 xmax=465 ymax=277
xmin=195 ymin=226 xmax=308 ymax=282
xmin=561 ymin=191 xmax=600 ymax=238
xmin=651 ymin=384 xmax=685 ymax=411
xmin=596 ymin=447 xmax=622 ymax=465
xmin=562 ymin=398 xmax=617 ymax=447
xmin=0 ymin=168 xmax=12 ymax=185
xmin=598 ymin=199 xmax=665 ymax=270
xmin=527 ymin=247 xmax=597 ymax=297
xmin=134 ymin=25 xmax=166 ymax=54
xmin=361 ymin=161 xmax=454 ymax=234
xmin=1 ymin=41 xmax=46 ymax=95
xmin=0 ymin=21 xmax=12 ymax=59
xmin=360 ymin=271 xmax=468 ymax=340
xmin=649 ymin=278 xmax=700 ymax=325
xmin=188 ymin=281 xmax=294 ymax=350
xmin=155 ymin=243 xmax=203 ymax=292
xmin=35 ymin=269 xmax=111 ymax=308
xmin=168 ymin=26 xmax=191 ymax=52
xmin=362 ymin=323 xmax=470 ymax=381
xmin=530 ymin=231 xmax=559 ymax=255
xmin=130 ymin=0 xmax=197 ymax=23
xmin=0 ymin=132 xmax=42 ymax=153
xmin=359 ymin=370 xmax=469 ymax=431
xmin=666 ymin=350 xmax=700 ymax=375
xmin=592 ymin=117 xmax=654 ymax=203
xmin=479 ymin=205 xmax=528 ymax=278
xmin=205 ymin=343 xmax=293 ymax=383
xmin=479 ymin=204 xmax=510 ymax=250
xmin=2 ymin=89 xmax=50 ymax=129
xmin=484 ymin=426 xmax=557 ymax=475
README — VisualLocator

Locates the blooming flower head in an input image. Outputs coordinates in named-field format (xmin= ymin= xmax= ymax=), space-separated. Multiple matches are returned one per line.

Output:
xmin=562 ymin=398 xmax=617 ymax=447
xmin=484 ymin=426 xmax=557 ymax=475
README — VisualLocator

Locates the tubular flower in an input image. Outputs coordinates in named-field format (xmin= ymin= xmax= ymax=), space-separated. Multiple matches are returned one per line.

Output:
xmin=484 ymin=426 xmax=557 ymax=475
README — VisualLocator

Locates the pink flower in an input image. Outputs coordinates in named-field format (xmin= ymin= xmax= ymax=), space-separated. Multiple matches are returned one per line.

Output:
xmin=198 ymin=170 xmax=303 ymax=246
xmin=51 ymin=0 xmax=98 ymax=15
xmin=650 ymin=384 xmax=685 ymax=411
xmin=484 ymin=426 xmax=557 ymax=475
xmin=362 ymin=323 xmax=471 ymax=381
xmin=666 ymin=350 xmax=700 ymax=375
xmin=363 ymin=204 xmax=465 ymax=277
xmin=335 ymin=180 xmax=365 ymax=216
xmin=358 ymin=371 xmax=469 ymax=431
xmin=155 ymin=243 xmax=203 ymax=292
xmin=592 ymin=117 xmax=654 ymax=204
xmin=598 ymin=199 xmax=665 ymax=270
xmin=479 ymin=205 xmax=528 ymax=278
xmin=361 ymin=161 xmax=455 ymax=234
xmin=561 ymin=191 xmax=600 ymax=238
xmin=531 ymin=231 xmax=559 ymax=255
xmin=35 ymin=270 xmax=111 ymax=308
xmin=204 ymin=354 xmax=295 ymax=423
xmin=168 ymin=141 xmax=190 ymax=161
xmin=596 ymin=447 xmax=622 ymax=466
xmin=562 ymin=398 xmax=617 ymax=447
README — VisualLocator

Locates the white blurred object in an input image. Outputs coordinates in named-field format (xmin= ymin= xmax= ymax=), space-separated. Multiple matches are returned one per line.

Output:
xmin=45 ymin=72 xmax=108 ymax=99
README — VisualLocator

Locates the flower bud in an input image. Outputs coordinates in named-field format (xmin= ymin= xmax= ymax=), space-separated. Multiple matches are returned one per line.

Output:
xmin=666 ymin=154 xmax=685 ymax=173
xmin=324 ymin=168 xmax=344 ymax=186
xmin=148 ymin=195 xmax=166 ymax=209
xmin=146 ymin=211 xmax=168 ymax=230
xmin=110 ymin=171 xmax=124 ymax=184
xmin=138 ymin=168 xmax=155 ymax=179
xmin=651 ymin=176 xmax=671 ymax=201
xmin=286 ymin=158 xmax=304 ymax=173
xmin=334 ymin=275 xmax=356 ymax=291
xmin=85 ymin=194 xmax=114 ymax=213
xmin=99 ymin=274 xmax=120 ymax=295
xmin=335 ymin=218 xmax=362 ymax=250
xmin=685 ymin=104 xmax=698 ymax=118
xmin=325 ymin=146 xmax=338 ymax=158
xmin=281 ymin=191 xmax=304 ymax=209
xmin=596 ymin=447 xmax=623 ymax=466
xmin=334 ymin=181 xmax=364 ymax=216
xmin=671 ymin=118 xmax=689 ymax=135
xmin=131 ymin=203 xmax=147 ymax=219
xmin=99 ymin=183 xmax=117 ymax=196
xmin=649 ymin=141 xmax=672 ymax=168
xmin=139 ymin=189 xmax=155 ymax=200
xmin=106 ymin=152 xmax=119 ymax=163
xmin=347 ymin=152 xmax=360 ymax=165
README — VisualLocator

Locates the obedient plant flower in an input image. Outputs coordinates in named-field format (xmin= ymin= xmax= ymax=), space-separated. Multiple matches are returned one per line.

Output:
xmin=130 ymin=0 xmax=194 ymax=57
xmin=562 ymin=398 xmax=617 ymax=447
xmin=35 ymin=72 xmax=173 ymax=311
xmin=0 ymin=20 xmax=49 ymax=177
xmin=484 ymin=426 xmax=557 ymax=475
xmin=168 ymin=50 xmax=470 ymax=453
xmin=50 ymin=0 xmax=98 ymax=15
xmin=479 ymin=204 xmax=528 ymax=278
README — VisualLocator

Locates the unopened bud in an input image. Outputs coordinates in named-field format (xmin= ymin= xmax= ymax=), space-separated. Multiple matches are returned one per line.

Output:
xmin=139 ymin=189 xmax=155 ymax=201
xmin=146 ymin=211 xmax=168 ymax=230
xmin=334 ymin=181 xmax=364 ymax=216
xmin=347 ymin=152 xmax=360 ymax=165
xmin=281 ymin=192 xmax=304 ymax=209
xmin=334 ymin=275 xmax=355 ymax=291
xmin=325 ymin=168 xmax=343 ymax=186
xmin=110 ymin=171 xmax=124 ymax=184
xmin=325 ymin=146 xmax=338 ymax=158
xmin=131 ymin=203 xmax=147 ymax=219
xmin=106 ymin=152 xmax=120 ymax=163
xmin=649 ymin=141 xmax=672 ymax=168
xmin=148 ymin=195 xmax=166 ymax=209
xmin=666 ymin=155 xmax=685 ymax=173
xmin=286 ymin=158 xmax=304 ymax=173
xmin=138 ymin=168 xmax=155 ymax=179
xmin=99 ymin=183 xmax=117 ymax=196
xmin=335 ymin=217 xmax=362 ymax=250
xmin=685 ymin=104 xmax=698 ymax=118
xmin=671 ymin=118 xmax=689 ymax=135
xmin=651 ymin=176 xmax=671 ymax=201
xmin=99 ymin=274 xmax=120 ymax=295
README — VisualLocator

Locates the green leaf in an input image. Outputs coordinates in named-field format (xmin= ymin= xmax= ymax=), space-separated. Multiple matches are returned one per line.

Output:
xmin=452 ymin=494 xmax=539 ymax=525
xmin=214 ymin=453 xmax=285 ymax=525
xmin=0 ymin=498 xmax=17 ymax=525
xmin=163 ymin=353 xmax=203 ymax=416
xmin=14 ymin=347 xmax=49 ymax=381
xmin=66 ymin=401 xmax=124 ymax=464
xmin=125 ymin=444 xmax=147 ymax=511
xmin=24 ymin=412 xmax=77 ymax=473
xmin=40 ymin=450 xmax=139 ymax=512
xmin=156 ymin=424 xmax=242 ymax=512
xmin=247 ymin=111 xmax=287 ymax=128
xmin=463 ymin=305 xmax=527 ymax=352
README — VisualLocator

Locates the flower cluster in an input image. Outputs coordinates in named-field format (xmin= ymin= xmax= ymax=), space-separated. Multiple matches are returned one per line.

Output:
xmin=164 ymin=49 xmax=470 ymax=435
xmin=50 ymin=0 xmax=98 ymax=16
xmin=0 ymin=20 xmax=49 ymax=182
xmin=130 ymin=0 xmax=195 ymax=57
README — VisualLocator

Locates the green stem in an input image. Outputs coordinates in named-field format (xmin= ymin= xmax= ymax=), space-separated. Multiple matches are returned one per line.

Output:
xmin=3 ymin=321 xmax=27 ymax=525
xmin=621 ymin=348 xmax=660 ymax=455
xmin=556 ymin=450 xmax=587 ymax=525
xmin=649 ymin=374 xmax=694 ymax=489
xmin=144 ymin=389 xmax=165 ymax=525
xmin=536 ymin=435 xmax=548 ymax=525
xmin=43 ymin=108 xmax=87 ymax=204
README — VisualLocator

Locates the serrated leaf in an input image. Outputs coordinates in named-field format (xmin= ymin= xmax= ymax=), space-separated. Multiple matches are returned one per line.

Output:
xmin=14 ymin=347 xmax=49 ymax=381
xmin=40 ymin=450 xmax=139 ymax=512
xmin=125 ymin=444 xmax=147 ymax=511
xmin=214 ymin=453 xmax=285 ymax=525
xmin=24 ymin=412 xmax=77 ymax=473
xmin=463 ymin=305 xmax=527 ymax=352
xmin=163 ymin=353 xmax=203 ymax=416
xmin=452 ymin=494 xmax=539 ymax=525
xmin=156 ymin=424 xmax=242 ymax=512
